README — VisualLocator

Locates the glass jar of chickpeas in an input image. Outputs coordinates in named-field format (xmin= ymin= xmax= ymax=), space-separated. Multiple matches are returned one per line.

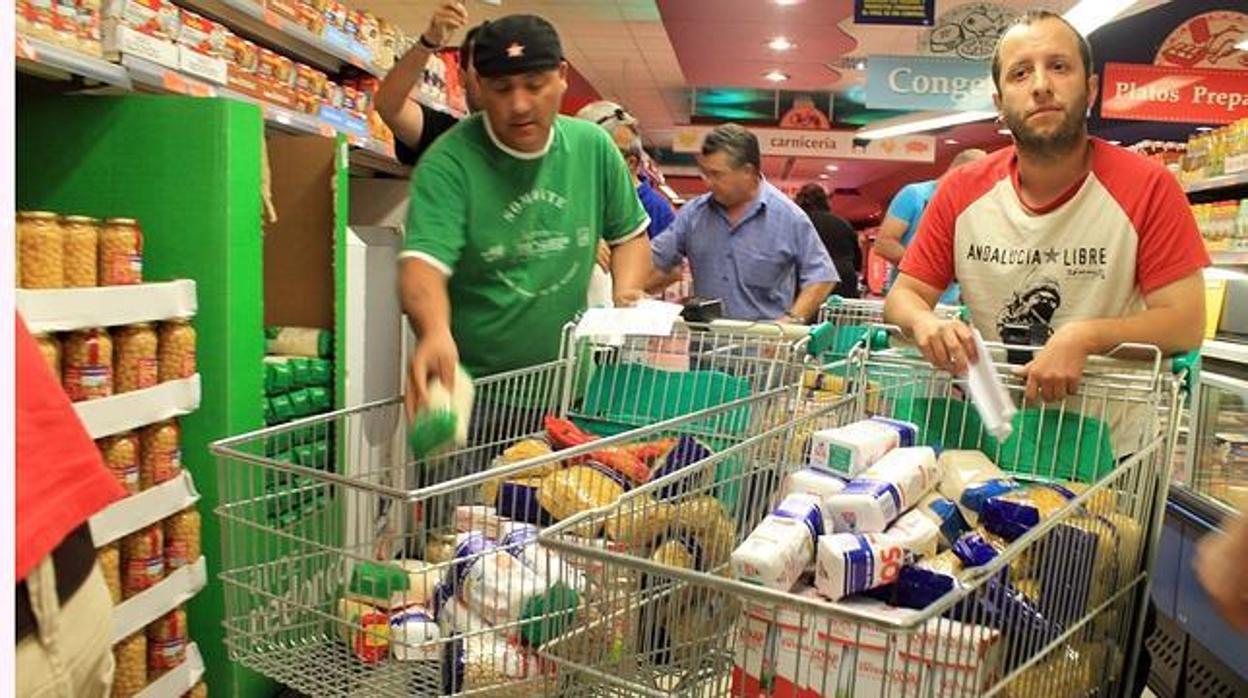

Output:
xmin=157 ymin=319 xmax=196 ymax=382
xmin=17 ymin=211 xmax=64 ymax=289
xmin=100 ymin=217 xmax=143 ymax=285
xmin=33 ymin=332 xmax=61 ymax=383
xmin=140 ymin=420 xmax=181 ymax=489
xmin=60 ymin=215 xmax=100 ymax=287
xmin=114 ymin=323 xmax=158 ymax=393
xmin=63 ymin=328 xmax=113 ymax=401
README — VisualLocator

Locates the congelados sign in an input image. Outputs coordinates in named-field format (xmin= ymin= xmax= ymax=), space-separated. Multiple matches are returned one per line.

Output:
xmin=1101 ymin=62 xmax=1248 ymax=125
xmin=866 ymin=55 xmax=995 ymax=112
xmin=673 ymin=126 xmax=936 ymax=163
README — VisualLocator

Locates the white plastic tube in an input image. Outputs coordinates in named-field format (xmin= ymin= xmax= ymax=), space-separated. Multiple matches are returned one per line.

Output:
xmin=966 ymin=329 xmax=1015 ymax=441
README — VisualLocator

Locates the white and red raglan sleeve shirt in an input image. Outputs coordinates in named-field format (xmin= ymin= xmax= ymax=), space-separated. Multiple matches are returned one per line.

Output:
xmin=900 ymin=138 xmax=1210 ymax=342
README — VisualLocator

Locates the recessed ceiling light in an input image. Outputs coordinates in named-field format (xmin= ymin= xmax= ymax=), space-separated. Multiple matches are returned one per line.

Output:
xmin=1196 ymin=126 xmax=1213 ymax=132
xmin=818 ymin=173 xmax=830 ymax=179
xmin=767 ymin=36 xmax=795 ymax=52
xmin=773 ymin=0 xmax=803 ymax=5
xmin=1108 ymin=140 xmax=1121 ymax=145
xmin=855 ymin=60 xmax=867 ymax=71
xmin=764 ymin=70 xmax=790 ymax=82
xmin=997 ymin=128 xmax=1012 ymax=135
xmin=825 ymin=164 xmax=839 ymax=171
xmin=944 ymin=139 xmax=959 ymax=144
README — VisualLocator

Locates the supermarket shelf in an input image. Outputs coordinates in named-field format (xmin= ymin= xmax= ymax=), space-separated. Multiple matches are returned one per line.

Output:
xmin=1203 ymin=339 xmax=1248 ymax=365
xmin=17 ymin=280 xmax=197 ymax=333
xmin=1209 ymin=250 xmax=1248 ymax=266
xmin=349 ymin=145 xmax=410 ymax=178
xmin=136 ymin=643 xmax=205 ymax=698
xmin=15 ymin=35 xmax=132 ymax=89
xmin=75 ymin=375 xmax=202 ymax=439
xmin=91 ymin=472 xmax=202 ymax=547
xmin=1185 ymin=170 xmax=1248 ymax=195
xmin=114 ymin=557 xmax=207 ymax=643
xmin=175 ymin=0 xmax=381 ymax=76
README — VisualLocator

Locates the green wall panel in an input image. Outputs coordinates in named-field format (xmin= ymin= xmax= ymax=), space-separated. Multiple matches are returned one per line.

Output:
xmin=17 ymin=95 xmax=273 ymax=697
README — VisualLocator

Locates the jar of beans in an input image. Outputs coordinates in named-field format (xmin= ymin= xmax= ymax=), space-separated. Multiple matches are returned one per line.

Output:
xmin=17 ymin=211 xmax=63 ymax=289
xmin=140 ymin=420 xmax=182 ymax=489
xmin=158 ymin=319 xmax=197 ymax=381
xmin=100 ymin=217 xmax=143 ymax=285
xmin=60 ymin=215 xmax=100 ymax=287
xmin=63 ymin=328 xmax=113 ymax=401
xmin=98 ymin=432 xmax=141 ymax=495
xmin=114 ymin=323 xmax=158 ymax=393
xmin=33 ymin=332 xmax=61 ymax=383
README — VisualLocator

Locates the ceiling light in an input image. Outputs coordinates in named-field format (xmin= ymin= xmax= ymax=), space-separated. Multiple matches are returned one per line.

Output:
xmin=772 ymin=0 xmax=803 ymax=5
xmin=764 ymin=70 xmax=790 ymax=82
xmin=1237 ymin=39 xmax=1248 ymax=51
xmin=1062 ymin=0 xmax=1140 ymax=36
xmin=818 ymin=173 xmax=830 ymax=179
xmin=944 ymin=139 xmax=959 ymax=145
xmin=1197 ymin=126 xmax=1213 ymax=132
xmin=856 ymin=110 xmax=997 ymax=140
xmin=997 ymin=128 xmax=1012 ymax=135
xmin=855 ymin=60 xmax=867 ymax=71
xmin=767 ymin=36 xmax=795 ymax=52
xmin=825 ymin=164 xmax=839 ymax=171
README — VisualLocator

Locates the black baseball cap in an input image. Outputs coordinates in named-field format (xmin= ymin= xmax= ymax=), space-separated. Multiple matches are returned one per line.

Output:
xmin=472 ymin=14 xmax=564 ymax=78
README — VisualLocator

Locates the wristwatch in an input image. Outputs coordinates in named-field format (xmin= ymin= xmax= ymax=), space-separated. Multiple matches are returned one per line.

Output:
xmin=418 ymin=34 xmax=441 ymax=51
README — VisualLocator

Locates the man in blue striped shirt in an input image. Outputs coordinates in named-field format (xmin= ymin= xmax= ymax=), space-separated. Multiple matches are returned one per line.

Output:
xmin=648 ymin=123 xmax=837 ymax=323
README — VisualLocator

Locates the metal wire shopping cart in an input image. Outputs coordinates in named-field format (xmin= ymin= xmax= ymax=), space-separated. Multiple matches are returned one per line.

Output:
xmin=211 ymin=321 xmax=846 ymax=697
xmin=813 ymin=296 xmax=968 ymax=361
xmin=538 ymin=340 xmax=1191 ymax=698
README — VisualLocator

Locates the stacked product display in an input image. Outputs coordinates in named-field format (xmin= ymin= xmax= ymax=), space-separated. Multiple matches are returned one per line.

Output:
xmin=1180 ymin=118 xmax=1248 ymax=185
xmin=1192 ymin=198 xmax=1248 ymax=252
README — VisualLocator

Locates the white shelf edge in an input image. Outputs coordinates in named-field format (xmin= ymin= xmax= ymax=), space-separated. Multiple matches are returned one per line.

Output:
xmin=1185 ymin=170 xmax=1248 ymax=194
xmin=113 ymin=556 xmax=207 ymax=643
xmin=75 ymin=375 xmax=202 ymax=439
xmin=135 ymin=642 xmax=204 ymax=698
xmin=17 ymin=280 xmax=197 ymax=333
xmin=91 ymin=471 xmax=202 ymax=548
xmin=16 ymin=34 xmax=132 ymax=88
xmin=1203 ymin=339 xmax=1248 ymax=366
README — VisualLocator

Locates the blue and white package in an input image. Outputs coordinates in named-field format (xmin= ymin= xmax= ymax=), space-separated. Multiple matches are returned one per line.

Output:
xmin=493 ymin=479 xmax=552 ymax=525
xmin=916 ymin=492 xmax=971 ymax=549
xmin=980 ymin=484 xmax=1077 ymax=542
xmin=826 ymin=447 xmax=940 ymax=533
xmin=730 ymin=493 xmax=824 ymax=591
xmin=781 ymin=467 xmax=847 ymax=505
xmin=957 ymin=479 xmax=1020 ymax=527
xmin=814 ymin=533 xmax=906 ymax=601
xmin=389 ymin=605 xmax=441 ymax=661
xmin=500 ymin=522 xmax=586 ymax=592
xmin=952 ymin=531 xmax=1005 ymax=568
xmin=892 ymin=550 xmax=964 ymax=610
xmin=869 ymin=416 xmax=920 ymax=447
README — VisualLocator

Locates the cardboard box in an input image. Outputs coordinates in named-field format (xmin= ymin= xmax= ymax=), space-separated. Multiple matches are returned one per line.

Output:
xmin=102 ymin=0 xmax=179 ymax=67
xmin=176 ymin=10 xmax=227 ymax=84
xmin=294 ymin=63 xmax=327 ymax=114
xmin=264 ymin=0 xmax=299 ymax=23
xmin=733 ymin=592 xmax=822 ymax=698
xmin=294 ymin=1 xmax=323 ymax=34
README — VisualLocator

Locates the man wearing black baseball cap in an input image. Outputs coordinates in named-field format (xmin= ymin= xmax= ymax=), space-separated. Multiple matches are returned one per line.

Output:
xmin=399 ymin=14 xmax=653 ymax=406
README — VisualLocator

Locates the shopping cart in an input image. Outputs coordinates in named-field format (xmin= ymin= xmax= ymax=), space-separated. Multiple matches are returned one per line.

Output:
xmin=211 ymin=321 xmax=848 ymax=697
xmin=538 ymin=339 xmax=1192 ymax=698
xmin=812 ymin=296 xmax=967 ymax=360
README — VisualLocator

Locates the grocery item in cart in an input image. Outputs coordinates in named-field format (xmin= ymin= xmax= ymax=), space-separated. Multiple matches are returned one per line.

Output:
xmin=826 ymin=446 xmax=940 ymax=533
xmin=501 ymin=522 xmax=587 ymax=592
xmin=879 ymin=508 xmax=940 ymax=558
xmin=346 ymin=560 xmax=410 ymax=610
xmin=16 ymin=211 xmax=64 ymax=289
xmin=63 ymin=328 xmax=113 ymax=401
xmin=491 ymin=476 xmax=549 ymax=526
xmin=99 ymin=217 xmax=143 ymax=285
xmin=114 ymin=322 xmax=158 ymax=393
xmin=649 ymin=434 xmax=713 ymax=500
xmin=33 ymin=332 xmax=61 ymax=384
xmin=163 ymin=507 xmax=201 ymax=570
xmin=454 ymin=505 xmax=508 ymax=538
xmin=937 ymin=450 xmax=1018 ymax=526
xmin=674 ymin=495 xmax=739 ymax=567
xmin=731 ymin=493 xmax=824 ymax=591
xmin=60 ymin=215 xmax=99 ymax=287
xmin=112 ymin=631 xmax=148 ymax=697
xmin=734 ymin=591 xmax=820 ymax=698
xmin=337 ymin=598 xmax=390 ymax=663
xmin=121 ymin=524 xmax=164 ymax=597
xmin=442 ymin=631 xmax=542 ymax=697
xmin=434 ymin=583 xmax=493 ymax=637
xmin=408 ymin=363 xmax=474 ymax=458
xmin=389 ymin=605 xmax=440 ymax=661
xmin=814 ymin=533 xmax=904 ymax=601
xmin=147 ymin=607 xmax=188 ymax=676
xmin=603 ymin=495 xmax=676 ymax=547
xmin=892 ymin=549 xmax=964 ymax=609
xmin=780 ymin=466 xmax=846 ymax=503
xmin=537 ymin=463 xmax=628 ymax=528
xmin=396 ymin=559 xmax=441 ymax=608
xmin=808 ymin=417 xmax=917 ymax=477
xmin=98 ymin=431 xmax=141 ymax=494
xmin=915 ymin=492 xmax=971 ymax=550
xmin=952 ymin=529 xmax=1010 ymax=568
xmin=980 ymin=483 xmax=1076 ymax=541
xmin=265 ymin=325 xmax=332 ymax=357
xmin=158 ymin=319 xmax=196 ymax=381
xmin=139 ymin=420 xmax=181 ymax=488
xmin=99 ymin=542 xmax=122 ymax=604
xmin=1003 ymin=641 xmax=1117 ymax=698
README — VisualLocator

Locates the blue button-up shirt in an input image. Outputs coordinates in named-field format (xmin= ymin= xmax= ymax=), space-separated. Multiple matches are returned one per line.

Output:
xmin=651 ymin=180 xmax=838 ymax=321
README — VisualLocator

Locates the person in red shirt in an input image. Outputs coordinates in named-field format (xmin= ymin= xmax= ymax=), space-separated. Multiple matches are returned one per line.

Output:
xmin=16 ymin=313 xmax=127 ymax=697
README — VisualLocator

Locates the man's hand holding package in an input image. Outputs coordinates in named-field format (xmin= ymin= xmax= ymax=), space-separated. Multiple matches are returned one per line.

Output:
xmin=912 ymin=314 xmax=978 ymax=376
xmin=423 ymin=1 xmax=468 ymax=47
xmin=406 ymin=329 xmax=459 ymax=419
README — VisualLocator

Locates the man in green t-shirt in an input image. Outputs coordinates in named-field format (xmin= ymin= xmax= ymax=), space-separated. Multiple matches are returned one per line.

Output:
xmin=400 ymin=14 xmax=652 ymax=407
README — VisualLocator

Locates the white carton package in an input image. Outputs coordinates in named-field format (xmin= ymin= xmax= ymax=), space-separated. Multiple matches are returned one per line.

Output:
xmin=781 ymin=467 xmax=846 ymax=503
xmin=731 ymin=493 xmax=824 ymax=591
xmin=102 ymin=0 xmax=181 ymax=67
xmin=965 ymin=328 xmax=1016 ymax=441
xmin=880 ymin=509 xmax=940 ymax=558
xmin=827 ymin=447 xmax=940 ymax=533
xmin=734 ymin=590 xmax=821 ymax=698
xmin=805 ymin=603 xmax=897 ymax=698
xmin=808 ymin=420 xmax=900 ymax=477
xmin=814 ymin=533 xmax=905 ymax=601
xmin=389 ymin=605 xmax=441 ymax=661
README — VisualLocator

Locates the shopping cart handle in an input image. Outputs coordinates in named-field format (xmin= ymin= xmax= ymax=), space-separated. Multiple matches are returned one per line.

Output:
xmin=807 ymin=321 xmax=836 ymax=356
xmin=1170 ymin=349 xmax=1200 ymax=394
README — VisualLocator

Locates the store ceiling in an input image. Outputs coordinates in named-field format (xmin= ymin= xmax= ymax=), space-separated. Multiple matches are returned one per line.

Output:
xmin=357 ymin=0 xmax=1170 ymax=199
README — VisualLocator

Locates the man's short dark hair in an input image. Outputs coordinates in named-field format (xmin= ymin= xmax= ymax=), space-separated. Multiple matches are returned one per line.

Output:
xmin=795 ymin=183 xmax=830 ymax=213
xmin=990 ymin=10 xmax=1093 ymax=91
xmin=459 ymin=24 xmax=481 ymax=68
xmin=701 ymin=123 xmax=761 ymax=172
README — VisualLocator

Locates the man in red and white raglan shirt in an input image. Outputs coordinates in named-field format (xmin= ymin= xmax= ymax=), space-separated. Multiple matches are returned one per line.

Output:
xmin=885 ymin=10 xmax=1208 ymax=404
xmin=16 ymin=312 xmax=127 ymax=696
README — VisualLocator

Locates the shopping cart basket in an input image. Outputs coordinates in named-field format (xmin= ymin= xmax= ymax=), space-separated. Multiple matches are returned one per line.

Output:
xmin=813 ymin=296 xmax=967 ymax=361
xmin=211 ymin=322 xmax=849 ymax=697
xmin=538 ymin=340 xmax=1192 ymax=697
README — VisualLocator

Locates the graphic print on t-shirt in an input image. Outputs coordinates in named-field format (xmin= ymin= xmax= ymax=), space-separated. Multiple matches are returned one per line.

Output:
xmin=996 ymin=275 xmax=1062 ymax=341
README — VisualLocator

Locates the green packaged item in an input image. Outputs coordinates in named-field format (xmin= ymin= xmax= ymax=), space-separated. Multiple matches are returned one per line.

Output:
xmin=268 ymin=395 xmax=295 ymax=425
xmin=308 ymin=386 xmax=331 ymax=413
xmin=266 ymin=326 xmax=333 ymax=358
xmin=308 ymin=358 xmax=332 ymax=387
xmin=288 ymin=388 xmax=312 ymax=417
xmin=263 ymin=396 xmax=277 ymax=426
xmin=264 ymin=361 xmax=293 ymax=396
xmin=264 ymin=355 xmax=312 ymax=388
xmin=518 ymin=582 xmax=580 ymax=646
xmin=347 ymin=561 xmax=410 ymax=608
xmin=292 ymin=442 xmax=330 ymax=469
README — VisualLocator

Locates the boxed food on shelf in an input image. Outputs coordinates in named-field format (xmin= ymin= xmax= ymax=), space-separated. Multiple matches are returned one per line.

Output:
xmin=256 ymin=48 xmax=297 ymax=108
xmin=375 ymin=18 xmax=397 ymax=70
xmin=358 ymin=10 xmax=380 ymax=56
xmin=294 ymin=63 xmax=328 ymax=114
xmin=224 ymin=34 xmax=263 ymax=96
xmin=294 ymin=0 xmax=323 ymax=35
xmin=264 ymin=0 xmax=300 ymax=23
xmin=321 ymin=0 xmax=347 ymax=32
xmin=175 ymin=9 xmax=228 ymax=84
xmin=17 ymin=0 xmax=101 ymax=56
xmin=102 ymin=0 xmax=181 ymax=69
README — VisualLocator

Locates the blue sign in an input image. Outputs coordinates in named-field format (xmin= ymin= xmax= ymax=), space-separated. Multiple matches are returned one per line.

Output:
xmin=855 ymin=0 xmax=935 ymax=26
xmin=865 ymin=55 xmax=995 ymax=112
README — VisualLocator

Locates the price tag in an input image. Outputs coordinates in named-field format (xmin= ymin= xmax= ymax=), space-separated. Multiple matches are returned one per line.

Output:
xmin=161 ymin=70 xmax=190 ymax=94
xmin=263 ymin=9 xmax=283 ymax=29
xmin=319 ymin=124 xmax=336 ymax=138
xmin=16 ymin=35 xmax=37 ymax=61
xmin=187 ymin=81 xmax=216 ymax=98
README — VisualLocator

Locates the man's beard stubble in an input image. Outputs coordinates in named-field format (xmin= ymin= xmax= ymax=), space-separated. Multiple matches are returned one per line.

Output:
xmin=1004 ymin=94 xmax=1088 ymax=160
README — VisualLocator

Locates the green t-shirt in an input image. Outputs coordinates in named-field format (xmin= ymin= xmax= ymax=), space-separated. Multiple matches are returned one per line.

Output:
xmin=403 ymin=114 xmax=649 ymax=377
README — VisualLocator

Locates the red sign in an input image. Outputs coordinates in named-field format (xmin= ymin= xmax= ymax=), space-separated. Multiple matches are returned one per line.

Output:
xmin=1101 ymin=62 xmax=1248 ymax=125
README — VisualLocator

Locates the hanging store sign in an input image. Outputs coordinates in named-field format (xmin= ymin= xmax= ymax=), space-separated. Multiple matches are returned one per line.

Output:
xmin=865 ymin=55 xmax=994 ymax=112
xmin=1100 ymin=62 xmax=1248 ymax=125
xmin=672 ymin=126 xmax=936 ymax=163
xmin=922 ymin=3 xmax=1018 ymax=60
xmin=1155 ymin=11 xmax=1248 ymax=70
xmin=854 ymin=0 xmax=935 ymax=27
